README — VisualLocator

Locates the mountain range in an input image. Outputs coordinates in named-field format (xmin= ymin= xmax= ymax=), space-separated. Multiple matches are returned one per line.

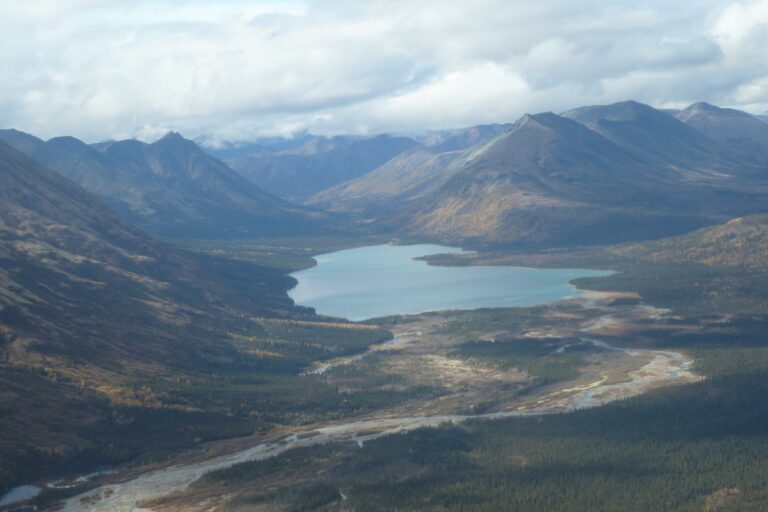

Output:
xmin=0 ymin=130 xmax=334 ymax=238
xmin=309 ymin=126 xmax=509 ymax=216
xmin=674 ymin=102 xmax=768 ymax=164
xmin=208 ymin=134 xmax=419 ymax=201
xmin=4 ymin=100 xmax=766 ymax=250
xmin=311 ymin=101 xmax=768 ymax=247
xmin=206 ymin=124 xmax=513 ymax=203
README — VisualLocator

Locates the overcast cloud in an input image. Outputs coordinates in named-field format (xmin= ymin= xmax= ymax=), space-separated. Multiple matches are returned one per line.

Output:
xmin=1 ymin=0 xmax=767 ymax=142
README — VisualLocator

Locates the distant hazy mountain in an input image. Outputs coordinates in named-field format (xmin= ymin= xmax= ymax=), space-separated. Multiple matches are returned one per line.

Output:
xmin=562 ymin=100 xmax=753 ymax=177
xmin=0 ymin=130 xmax=335 ymax=238
xmin=0 ymin=128 xmax=44 ymax=154
xmin=675 ymin=102 xmax=768 ymax=165
xmin=309 ymin=124 xmax=513 ymax=214
xmin=0 ymin=141 xmax=306 ymax=487
xmin=424 ymin=123 xmax=513 ymax=152
xmin=211 ymin=134 xmax=419 ymax=201
xmin=310 ymin=146 xmax=474 ymax=215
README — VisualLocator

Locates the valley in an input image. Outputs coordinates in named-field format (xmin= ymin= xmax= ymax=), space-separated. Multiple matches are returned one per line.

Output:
xmin=43 ymin=289 xmax=699 ymax=511
xmin=3 ymin=98 xmax=768 ymax=511
xmin=5 ymin=2 xmax=768 ymax=510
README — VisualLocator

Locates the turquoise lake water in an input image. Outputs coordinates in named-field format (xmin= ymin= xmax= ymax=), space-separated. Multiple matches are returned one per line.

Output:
xmin=288 ymin=244 xmax=612 ymax=321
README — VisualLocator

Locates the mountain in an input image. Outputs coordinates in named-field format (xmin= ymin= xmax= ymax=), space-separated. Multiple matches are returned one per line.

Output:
xmin=310 ymin=146 xmax=473 ymax=216
xmin=212 ymin=134 xmax=419 ymax=201
xmin=675 ymin=102 xmax=768 ymax=165
xmin=309 ymin=124 xmax=513 ymax=215
xmin=395 ymin=112 xmax=731 ymax=246
xmin=612 ymin=214 xmax=768 ymax=271
xmin=0 ymin=140 xmax=316 ymax=490
xmin=0 ymin=128 xmax=44 ymax=155
xmin=0 ymin=130 xmax=335 ymax=238
xmin=561 ymin=100 xmax=753 ymax=177
xmin=0 ymin=139 xmax=303 ymax=384
xmin=317 ymin=106 xmax=768 ymax=247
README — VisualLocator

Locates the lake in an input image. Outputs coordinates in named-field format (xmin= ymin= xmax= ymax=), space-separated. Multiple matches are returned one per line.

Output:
xmin=288 ymin=244 xmax=612 ymax=321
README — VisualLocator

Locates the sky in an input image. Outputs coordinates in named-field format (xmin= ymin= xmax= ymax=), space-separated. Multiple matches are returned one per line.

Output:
xmin=1 ymin=0 xmax=767 ymax=143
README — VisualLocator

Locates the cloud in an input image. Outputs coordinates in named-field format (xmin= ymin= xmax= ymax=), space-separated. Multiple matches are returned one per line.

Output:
xmin=0 ymin=0 xmax=767 ymax=142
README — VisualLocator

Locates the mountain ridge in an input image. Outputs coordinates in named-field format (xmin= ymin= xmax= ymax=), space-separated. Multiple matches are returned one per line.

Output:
xmin=314 ymin=101 xmax=768 ymax=248
xmin=0 ymin=130 xmax=336 ymax=238
xmin=213 ymin=134 xmax=420 ymax=201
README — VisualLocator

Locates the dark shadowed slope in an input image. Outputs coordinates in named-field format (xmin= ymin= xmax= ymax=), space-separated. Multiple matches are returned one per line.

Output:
xmin=214 ymin=134 xmax=419 ymax=201
xmin=0 ymin=141 xmax=301 ymax=382
xmin=675 ymin=102 xmax=768 ymax=165
xmin=0 ymin=131 xmax=336 ymax=238
xmin=0 ymin=141 xmax=310 ymax=488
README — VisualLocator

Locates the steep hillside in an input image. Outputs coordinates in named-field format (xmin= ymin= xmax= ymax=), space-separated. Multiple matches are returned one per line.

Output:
xmin=309 ymin=125 xmax=512 ymax=215
xmin=0 ymin=131 xmax=335 ymax=238
xmin=215 ymin=134 xmax=419 ymax=201
xmin=0 ymin=141 xmax=315 ymax=489
xmin=389 ymin=111 xmax=767 ymax=247
xmin=613 ymin=214 xmax=768 ymax=270
xmin=675 ymin=102 xmax=768 ymax=165
xmin=310 ymin=145 xmax=480 ymax=215
xmin=0 ymin=141 xmax=306 ymax=381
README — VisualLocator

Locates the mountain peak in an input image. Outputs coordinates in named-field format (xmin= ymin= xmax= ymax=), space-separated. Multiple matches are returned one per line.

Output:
xmin=687 ymin=101 xmax=718 ymax=112
xmin=677 ymin=102 xmax=755 ymax=121
xmin=514 ymin=112 xmax=561 ymax=130
xmin=152 ymin=131 xmax=200 ymax=154
xmin=156 ymin=131 xmax=192 ymax=146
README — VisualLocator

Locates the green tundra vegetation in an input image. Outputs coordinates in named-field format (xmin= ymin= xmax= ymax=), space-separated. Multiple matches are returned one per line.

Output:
xmin=176 ymin=223 xmax=768 ymax=511
xmin=453 ymin=337 xmax=585 ymax=385
xmin=192 ymin=317 xmax=768 ymax=511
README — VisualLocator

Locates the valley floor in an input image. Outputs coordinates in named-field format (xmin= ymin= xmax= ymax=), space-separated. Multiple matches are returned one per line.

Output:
xmin=49 ymin=291 xmax=700 ymax=511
